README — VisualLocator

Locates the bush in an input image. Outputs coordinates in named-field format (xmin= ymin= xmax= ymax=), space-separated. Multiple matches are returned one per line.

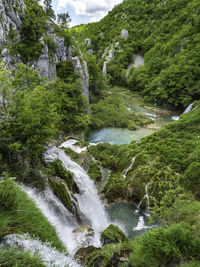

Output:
xmin=0 ymin=173 xmax=19 ymax=212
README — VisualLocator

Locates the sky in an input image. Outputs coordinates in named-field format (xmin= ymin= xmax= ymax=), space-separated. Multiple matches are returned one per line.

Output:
xmin=52 ymin=0 xmax=123 ymax=26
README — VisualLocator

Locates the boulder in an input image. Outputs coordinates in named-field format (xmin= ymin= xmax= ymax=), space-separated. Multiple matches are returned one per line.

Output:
xmin=74 ymin=246 xmax=98 ymax=265
xmin=101 ymin=224 xmax=129 ymax=245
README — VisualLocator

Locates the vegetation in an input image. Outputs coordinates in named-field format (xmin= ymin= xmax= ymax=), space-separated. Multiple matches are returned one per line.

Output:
xmin=72 ymin=0 xmax=200 ymax=109
xmin=0 ymin=248 xmax=45 ymax=267
xmin=90 ymin=90 xmax=152 ymax=129
xmin=0 ymin=175 xmax=65 ymax=252
xmin=88 ymin=161 xmax=102 ymax=182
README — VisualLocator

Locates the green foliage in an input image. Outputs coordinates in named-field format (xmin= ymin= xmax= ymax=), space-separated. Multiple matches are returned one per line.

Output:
xmin=57 ymin=12 xmax=71 ymax=28
xmin=184 ymin=162 xmax=200 ymax=197
xmin=0 ymin=248 xmax=45 ymax=267
xmin=0 ymin=173 xmax=19 ymax=212
xmin=0 ymin=64 xmax=89 ymax=161
xmin=130 ymin=224 xmax=200 ymax=267
xmin=73 ymin=0 xmax=200 ymax=108
xmin=64 ymin=148 xmax=79 ymax=160
xmin=103 ymin=173 xmax=128 ymax=202
xmin=88 ymin=161 xmax=102 ymax=182
xmin=49 ymin=159 xmax=74 ymax=191
xmin=56 ymin=60 xmax=78 ymax=82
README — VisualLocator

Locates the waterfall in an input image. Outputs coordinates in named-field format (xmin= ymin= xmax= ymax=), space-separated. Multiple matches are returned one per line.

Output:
xmin=123 ymin=157 xmax=135 ymax=178
xmin=183 ymin=103 xmax=193 ymax=114
xmin=133 ymin=216 xmax=154 ymax=231
xmin=135 ymin=183 xmax=151 ymax=217
xmin=44 ymin=144 xmax=109 ymax=250
xmin=2 ymin=234 xmax=80 ymax=267
xmin=61 ymin=139 xmax=87 ymax=153
xmin=24 ymin=187 xmax=80 ymax=256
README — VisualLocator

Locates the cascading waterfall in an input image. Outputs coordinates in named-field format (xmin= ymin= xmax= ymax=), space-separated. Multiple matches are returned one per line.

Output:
xmin=123 ymin=157 xmax=135 ymax=178
xmin=135 ymin=183 xmax=151 ymax=216
xmin=2 ymin=234 xmax=80 ymax=267
xmin=44 ymin=143 xmax=109 ymax=250
xmin=183 ymin=103 xmax=193 ymax=114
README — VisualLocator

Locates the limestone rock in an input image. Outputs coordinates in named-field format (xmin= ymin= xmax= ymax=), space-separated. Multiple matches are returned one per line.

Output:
xmin=71 ymin=56 xmax=89 ymax=99
xmin=121 ymin=29 xmax=129 ymax=40
xmin=0 ymin=0 xmax=25 ymax=45
xmin=103 ymin=45 xmax=115 ymax=76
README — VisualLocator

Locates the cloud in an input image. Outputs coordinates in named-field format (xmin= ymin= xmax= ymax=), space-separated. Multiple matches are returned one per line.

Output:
xmin=56 ymin=0 xmax=123 ymax=23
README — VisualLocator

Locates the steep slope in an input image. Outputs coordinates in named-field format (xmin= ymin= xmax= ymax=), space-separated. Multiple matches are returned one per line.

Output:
xmin=73 ymin=0 xmax=200 ymax=109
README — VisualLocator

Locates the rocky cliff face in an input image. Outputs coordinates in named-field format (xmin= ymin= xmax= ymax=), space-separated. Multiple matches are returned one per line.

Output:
xmin=0 ymin=0 xmax=89 ymax=100
xmin=0 ymin=0 xmax=25 ymax=45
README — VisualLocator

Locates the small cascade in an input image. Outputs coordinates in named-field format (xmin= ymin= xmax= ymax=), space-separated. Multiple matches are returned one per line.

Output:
xmin=183 ymin=103 xmax=193 ymax=114
xmin=133 ymin=216 xmax=154 ymax=231
xmin=44 ymin=144 xmax=109 ymax=250
xmin=135 ymin=183 xmax=151 ymax=217
xmin=123 ymin=157 xmax=135 ymax=178
xmin=61 ymin=139 xmax=87 ymax=154
xmin=2 ymin=234 xmax=80 ymax=267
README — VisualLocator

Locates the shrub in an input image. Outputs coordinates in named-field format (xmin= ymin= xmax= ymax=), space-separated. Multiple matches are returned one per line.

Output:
xmin=0 ymin=173 xmax=19 ymax=212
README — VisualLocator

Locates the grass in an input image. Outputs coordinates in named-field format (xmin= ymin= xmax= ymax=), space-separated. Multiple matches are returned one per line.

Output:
xmin=0 ymin=181 xmax=66 ymax=253
xmin=0 ymin=248 xmax=45 ymax=267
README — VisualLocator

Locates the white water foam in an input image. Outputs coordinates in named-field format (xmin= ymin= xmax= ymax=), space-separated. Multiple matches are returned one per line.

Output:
xmin=133 ymin=216 xmax=154 ymax=231
xmin=123 ymin=157 xmax=135 ymax=178
xmin=44 ymin=144 xmax=109 ymax=249
xmin=3 ymin=234 xmax=80 ymax=267
xmin=61 ymin=139 xmax=87 ymax=153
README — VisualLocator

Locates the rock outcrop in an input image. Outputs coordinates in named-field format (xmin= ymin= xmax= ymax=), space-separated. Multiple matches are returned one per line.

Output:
xmin=121 ymin=29 xmax=129 ymax=40
xmin=0 ymin=0 xmax=90 ymax=100
xmin=0 ymin=0 xmax=25 ymax=45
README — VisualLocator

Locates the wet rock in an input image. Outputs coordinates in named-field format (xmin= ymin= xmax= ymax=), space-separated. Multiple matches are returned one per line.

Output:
xmin=74 ymin=246 xmax=98 ymax=265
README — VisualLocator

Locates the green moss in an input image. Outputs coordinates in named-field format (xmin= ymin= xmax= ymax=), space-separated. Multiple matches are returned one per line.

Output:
xmin=88 ymin=161 xmax=102 ymax=182
xmin=50 ymin=159 xmax=74 ymax=191
xmin=49 ymin=177 xmax=73 ymax=212
xmin=64 ymin=147 xmax=79 ymax=160
xmin=101 ymin=224 xmax=129 ymax=245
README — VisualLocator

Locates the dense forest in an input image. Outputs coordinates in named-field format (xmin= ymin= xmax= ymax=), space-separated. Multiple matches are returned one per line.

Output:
xmin=72 ymin=0 xmax=200 ymax=109
xmin=0 ymin=0 xmax=200 ymax=266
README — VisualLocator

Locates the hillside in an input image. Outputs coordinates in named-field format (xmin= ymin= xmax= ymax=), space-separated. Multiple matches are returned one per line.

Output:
xmin=0 ymin=0 xmax=200 ymax=266
xmin=72 ymin=0 xmax=200 ymax=109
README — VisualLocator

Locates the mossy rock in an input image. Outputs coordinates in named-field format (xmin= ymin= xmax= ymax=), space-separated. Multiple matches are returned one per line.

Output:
xmin=88 ymin=161 xmax=102 ymax=182
xmin=49 ymin=177 xmax=73 ymax=212
xmin=64 ymin=147 xmax=79 ymax=160
xmin=128 ymin=122 xmax=137 ymax=130
xmin=101 ymin=224 xmax=129 ymax=245
xmin=50 ymin=159 xmax=79 ymax=194
xmin=74 ymin=246 xmax=99 ymax=265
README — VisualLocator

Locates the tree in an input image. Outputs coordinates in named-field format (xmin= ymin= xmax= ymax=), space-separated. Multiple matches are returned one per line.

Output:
xmin=57 ymin=12 xmax=71 ymax=28
xmin=43 ymin=0 xmax=55 ymax=19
